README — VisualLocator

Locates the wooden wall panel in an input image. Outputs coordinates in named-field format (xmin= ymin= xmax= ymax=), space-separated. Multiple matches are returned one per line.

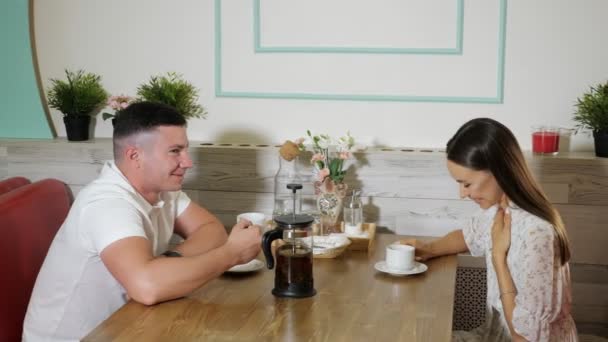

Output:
xmin=185 ymin=189 xmax=606 ymax=265
xmin=571 ymin=264 xmax=608 ymax=284
xmin=186 ymin=146 xmax=279 ymax=192
xmin=529 ymin=153 xmax=608 ymax=206
xmin=2 ymin=138 xmax=607 ymax=336
xmin=557 ymin=204 xmax=608 ymax=265
xmin=3 ymin=140 xmax=607 ymax=203
xmin=539 ymin=182 xmax=570 ymax=204
xmin=572 ymin=283 xmax=608 ymax=310
xmin=3 ymin=139 xmax=607 ymax=265
xmin=570 ymin=264 xmax=608 ymax=335
xmin=346 ymin=151 xmax=459 ymax=199
xmin=4 ymin=141 xmax=110 ymax=184
xmin=183 ymin=148 xmax=461 ymax=199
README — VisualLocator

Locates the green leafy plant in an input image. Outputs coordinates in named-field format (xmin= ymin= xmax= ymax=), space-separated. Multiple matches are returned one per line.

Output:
xmin=46 ymin=69 xmax=108 ymax=117
xmin=136 ymin=72 xmax=207 ymax=119
xmin=573 ymin=81 xmax=608 ymax=133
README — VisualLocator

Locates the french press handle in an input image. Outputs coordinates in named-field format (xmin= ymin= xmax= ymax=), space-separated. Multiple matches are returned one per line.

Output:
xmin=261 ymin=228 xmax=283 ymax=269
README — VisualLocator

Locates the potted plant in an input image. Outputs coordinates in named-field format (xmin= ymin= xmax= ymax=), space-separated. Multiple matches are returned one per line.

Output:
xmin=136 ymin=72 xmax=207 ymax=119
xmin=573 ymin=81 xmax=608 ymax=157
xmin=46 ymin=69 xmax=108 ymax=141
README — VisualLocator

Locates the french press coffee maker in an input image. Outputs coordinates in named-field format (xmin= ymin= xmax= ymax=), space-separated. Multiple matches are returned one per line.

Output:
xmin=261 ymin=184 xmax=316 ymax=298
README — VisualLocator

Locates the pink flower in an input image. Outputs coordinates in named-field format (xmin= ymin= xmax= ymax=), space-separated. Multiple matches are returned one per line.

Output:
xmin=311 ymin=153 xmax=325 ymax=163
xmin=107 ymin=95 xmax=133 ymax=111
xmin=317 ymin=168 xmax=330 ymax=181
xmin=339 ymin=151 xmax=350 ymax=160
xmin=103 ymin=94 xmax=134 ymax=121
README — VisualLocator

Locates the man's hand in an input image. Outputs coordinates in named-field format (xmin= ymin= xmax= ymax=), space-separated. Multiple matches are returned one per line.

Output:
xmin=225 ymin=219 xmax=262 ymax=265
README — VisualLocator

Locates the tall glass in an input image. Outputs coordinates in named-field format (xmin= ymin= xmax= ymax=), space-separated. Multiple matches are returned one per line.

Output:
xmin=343 ymin=189 xmax=363 ymax=235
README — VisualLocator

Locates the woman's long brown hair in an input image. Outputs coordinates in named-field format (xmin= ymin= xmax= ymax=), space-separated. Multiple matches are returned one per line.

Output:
xmin=446 ymin=118 xmax=571 ymax=265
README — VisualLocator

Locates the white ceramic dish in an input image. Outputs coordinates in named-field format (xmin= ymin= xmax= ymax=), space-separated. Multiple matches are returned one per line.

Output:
xmin=374 ymin=261 xmax=428 ymax=277
xmin=226 ymin=259 xmax=265 ymax=273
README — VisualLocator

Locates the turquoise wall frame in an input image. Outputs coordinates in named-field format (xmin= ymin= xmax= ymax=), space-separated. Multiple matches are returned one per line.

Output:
xmin=0 ymin=0 xmax=54 ymax=139
xmin=215 ymin=0 xmax=508 ymax=104
xmin=254 ymin=0 xmax=464 ymax=55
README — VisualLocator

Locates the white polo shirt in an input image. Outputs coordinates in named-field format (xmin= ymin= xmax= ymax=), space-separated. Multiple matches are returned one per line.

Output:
xmin=23 ymin=161 xmax=191 ymax=342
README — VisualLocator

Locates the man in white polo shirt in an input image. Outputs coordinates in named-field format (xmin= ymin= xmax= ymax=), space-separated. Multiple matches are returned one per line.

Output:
xmin=23 ymin=102 xmax=262 ymax=341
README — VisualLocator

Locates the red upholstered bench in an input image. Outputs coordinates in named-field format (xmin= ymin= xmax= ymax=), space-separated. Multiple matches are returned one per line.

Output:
xmin=0 ymin=176 xmax=31 ymax=196
xmin=0 ymin=178 xmax=73 ymax=342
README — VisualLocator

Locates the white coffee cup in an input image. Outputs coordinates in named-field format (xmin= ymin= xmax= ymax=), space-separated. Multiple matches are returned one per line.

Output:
xmin=236 ymin=212 xmax=267 ymax=226
xmin=385 ymin=244 xmax=415 ymax=271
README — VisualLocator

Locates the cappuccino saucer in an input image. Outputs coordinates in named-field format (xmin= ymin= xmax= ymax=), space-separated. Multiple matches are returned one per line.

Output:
xmin=227 ymin=259 xmax=265 ymax=273
xmin=374 ymin=261 xmax=428 ymax=277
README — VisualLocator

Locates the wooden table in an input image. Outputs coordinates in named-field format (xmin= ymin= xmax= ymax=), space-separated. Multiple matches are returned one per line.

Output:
xmin=84 ymin=234 xmax=458 ymax=341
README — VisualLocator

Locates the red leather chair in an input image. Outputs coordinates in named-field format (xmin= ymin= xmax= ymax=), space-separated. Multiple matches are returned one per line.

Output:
xmin=0 ymin=179 xmax=73 ymax=342
xmin=0 ymin=176 xmax=31 ymax=196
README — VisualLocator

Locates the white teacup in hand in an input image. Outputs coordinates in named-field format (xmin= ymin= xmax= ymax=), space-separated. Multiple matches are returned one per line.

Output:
xmin=386 ymin=244 xmax=415 ymax=271
xmin=236 ymin=212 xmax=266 ymax=226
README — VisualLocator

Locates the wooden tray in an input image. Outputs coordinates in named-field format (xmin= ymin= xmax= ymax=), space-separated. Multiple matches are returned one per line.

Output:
xmin=339 ymin=222 xmax=376 ymax=251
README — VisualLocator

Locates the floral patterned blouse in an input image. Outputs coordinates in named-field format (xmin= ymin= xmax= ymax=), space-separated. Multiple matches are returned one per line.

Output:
xmin=452 ymin=205 xmax=578 ymax=342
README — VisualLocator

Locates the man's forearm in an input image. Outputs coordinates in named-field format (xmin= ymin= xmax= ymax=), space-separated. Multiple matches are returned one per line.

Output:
xmin=134 ymin=244 xmax=238 ymax=305
xmin=175 ymin=222 xmax=228 ymax=256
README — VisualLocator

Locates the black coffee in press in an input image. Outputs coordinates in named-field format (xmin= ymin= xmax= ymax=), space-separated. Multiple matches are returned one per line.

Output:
xmin=274 ymin=246 xmax=314 ymax=297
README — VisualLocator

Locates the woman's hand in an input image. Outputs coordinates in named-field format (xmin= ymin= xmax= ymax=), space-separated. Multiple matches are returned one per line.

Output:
xmin=491 ymin=195 xmax=512 ymax=264
xmin=399 ymin=239 xmax=434 ymax=261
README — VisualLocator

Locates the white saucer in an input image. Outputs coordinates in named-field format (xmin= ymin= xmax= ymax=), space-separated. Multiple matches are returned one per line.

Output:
xmin=227 ymin=259 xmax=265 ymax=273
xmin=374 ymin=261 xmax=428 ymax=276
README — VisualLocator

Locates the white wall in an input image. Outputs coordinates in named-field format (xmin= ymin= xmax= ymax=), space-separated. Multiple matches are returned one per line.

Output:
xmin=34 ymin=0 xmax=608 ymax=150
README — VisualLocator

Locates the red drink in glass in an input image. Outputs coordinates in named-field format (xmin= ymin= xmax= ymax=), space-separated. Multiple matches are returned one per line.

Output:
xmin=532 ymin=130 xmax=560 ymax=154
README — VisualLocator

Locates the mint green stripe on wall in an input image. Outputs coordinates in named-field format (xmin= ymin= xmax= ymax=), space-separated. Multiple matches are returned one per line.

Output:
xmin=0 ymin=1 xmax=53 ymax=139
xmin=254 ymin=0 xmax=464 ymax=55
xmin=216 ymin=0 xmax=507 ymax=104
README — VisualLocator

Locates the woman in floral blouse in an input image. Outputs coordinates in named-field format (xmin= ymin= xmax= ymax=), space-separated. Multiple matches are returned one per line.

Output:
xmin=402 ymin=118 xmax=577 ymax=341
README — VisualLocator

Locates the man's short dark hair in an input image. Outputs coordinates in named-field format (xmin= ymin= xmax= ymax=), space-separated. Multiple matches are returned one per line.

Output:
xmin=113 ymin=101 xmax=187 ymax=139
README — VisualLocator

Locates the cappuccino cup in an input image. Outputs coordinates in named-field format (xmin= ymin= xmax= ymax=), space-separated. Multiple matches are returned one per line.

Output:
xmin=236 ymin=212 xmax=267 ymax=227
xmin=386 ymin=244 xmax=415 ymax=271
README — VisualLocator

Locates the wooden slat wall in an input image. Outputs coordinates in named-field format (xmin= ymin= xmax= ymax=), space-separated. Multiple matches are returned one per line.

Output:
xmin=1 ymin=138 xmax=607 ymax=336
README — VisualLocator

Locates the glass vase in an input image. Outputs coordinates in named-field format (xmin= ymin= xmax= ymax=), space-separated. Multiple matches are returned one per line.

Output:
xmin=315 ymin=178 xmax=348 ymax=235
